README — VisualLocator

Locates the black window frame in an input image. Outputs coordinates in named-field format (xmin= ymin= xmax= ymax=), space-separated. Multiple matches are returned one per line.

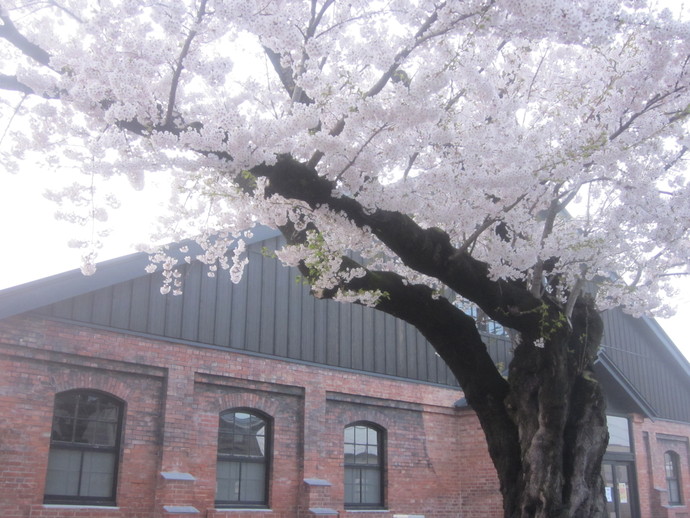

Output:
xmin=44 ymin=389 xmax=124 ymax=506
xmin=665 ymin=450 xmax=683 ymax=505
xmin=344 ymin=422 xmax=385 ymax=509
xmin=215 ymin=408 xmax=271 ymax=508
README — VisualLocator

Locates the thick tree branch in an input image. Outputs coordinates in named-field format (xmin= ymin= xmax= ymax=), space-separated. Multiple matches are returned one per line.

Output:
xmin=251 ymin=155 xmax=546 ymax=336
xmin=0 ymin=73 xmax=34 ymax=95
xmin=0 ymin=11 xmax=51 ymax=66
xmin=309 ymin=255 xmax=510 ymax=397
xmin=263 ymin=46 xmax=314 ymax=105
xmin=274 ymin=220 xmax=520 ymax=491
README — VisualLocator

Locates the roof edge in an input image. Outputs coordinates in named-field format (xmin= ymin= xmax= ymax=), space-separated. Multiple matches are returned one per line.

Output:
xmin=596 ymin=351 xmax=658 ymax=419
xmin=639 ymin=315 xmax=690 ymax=379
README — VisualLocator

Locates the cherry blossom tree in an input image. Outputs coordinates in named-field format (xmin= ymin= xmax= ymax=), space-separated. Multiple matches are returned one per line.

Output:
xmin=2 ymin=1 xmax=689 ymax=516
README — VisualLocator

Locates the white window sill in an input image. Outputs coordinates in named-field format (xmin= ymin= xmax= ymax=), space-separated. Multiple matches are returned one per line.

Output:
xmin=213 ymin=510 xmax=273 ymax=513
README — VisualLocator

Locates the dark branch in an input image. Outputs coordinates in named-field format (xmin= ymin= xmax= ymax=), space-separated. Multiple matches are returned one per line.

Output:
xmin=363 ymin=9 xmax=440 ymax=97
xmin=0 ymin=73 xmax=34 ymax=95
xmin=609 ymin=86 xmax=687 ymax=141
xmin=275 ymin=219 xmax=511 ymax=417
xmin=272 ymin=196 xmax=520 ymax=493
xmin=306 ymin=0 xmax=335 ymax=39
xmin=263 ymin=46 xmax=314 ymax=105
xmin=165 ymin=0 xmax=208 ymax=127
xmin=0 ymin=11 xmax=51 ymax=66
xmin=251 ymin=155 xmax=545 ymax=336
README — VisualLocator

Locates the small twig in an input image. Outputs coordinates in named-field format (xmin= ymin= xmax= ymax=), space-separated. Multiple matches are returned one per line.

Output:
xmin=402 ymin=152 xmax=419 ymax=179
xmin=335 ymin=123 xmax=389 ymax=182
xmin=0 ymin=10 xmax=52 ymax=66
xmin=49 ymin=0 xmax=84 ymax=23
xmin=0 ymin=93 xmax=27 ymax=148
xmin=664 ymin=145 xmax=687 ymax=171
xmin=609 ymin=87 xmax=684 ymax=141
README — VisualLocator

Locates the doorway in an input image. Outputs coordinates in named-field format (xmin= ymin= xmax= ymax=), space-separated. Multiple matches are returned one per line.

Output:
xmin=602 ymin=461 xmax=637 ymax=518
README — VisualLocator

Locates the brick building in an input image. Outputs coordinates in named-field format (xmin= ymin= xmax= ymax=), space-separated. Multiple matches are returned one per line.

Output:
xmin=0 ymin=227 xmax=689 ymax=518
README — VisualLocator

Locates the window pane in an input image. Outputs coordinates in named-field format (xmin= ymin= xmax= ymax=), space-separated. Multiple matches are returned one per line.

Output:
xmin=345 ymin=425 xmax=379 ymax=465
xmin=90 ymin=421 xmax=118 ymax=447
xmin=45 ymin=449 xmax=81 ymax=496
xmin=92 ymin=401 xmax=120 ymax=422
xmin=220 ymin=412 xmax=236 ymax=426
xmin=218 ymin=431 xmax=234 ymax=455
xmin=240 ymin=463 xmax=266 ymax=502
xmin=51 ymin=417 xmax=76 ymax=442
xmin=361 ymin=468 xmax=381 ymax=504
xmin=216 ymin=461 xmax=240 ymax=502
xmin=354 ymin=444 xmax=367 ymax=464
xmin=53 ymin=396 xmax=78 ymax=421
xmin=232 ymin=433 xmax=250 ymax=456
xmin=344 ymin=444 xmax=355 ymax=464
xmin=80 ymin=451 xmax=115 ymax=498
xmin=234 ymin=412 xmax=251 ymax=424
xmin=367 ymin=445 xmax=379 ymax=465
xmin=344 ymin=467 xmax=381 ymax=505
xmin=77 ymin=394 xmax=100 ymax=418
xmin=606 ymin=416 xmax=631 ymax=453
xmin=237 ymin=431 xmax=265 ymax=457
xmin=344 ymin=467 xmax=359 ymax=503
xmin=669 ymin=482 xmax=680 ymax=505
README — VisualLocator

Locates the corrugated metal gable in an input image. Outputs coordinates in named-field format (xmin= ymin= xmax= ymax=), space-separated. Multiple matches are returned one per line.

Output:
xmin=601 ymin=309 xmax=690 ymax=422
xmin=33 ymin=237 xmax=461 ymax=387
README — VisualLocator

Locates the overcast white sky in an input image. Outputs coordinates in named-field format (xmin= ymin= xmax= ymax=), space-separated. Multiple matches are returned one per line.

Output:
xmin=1 ymin=164 xmax=689 ymax=364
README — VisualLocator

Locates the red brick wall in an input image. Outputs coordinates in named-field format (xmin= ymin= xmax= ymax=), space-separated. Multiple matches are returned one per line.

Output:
xmin=633 ymin=416 xmax=690 ymax=518
xmin=2 ymin=313 xmax=689 ymax=518
xmin=0 ymin=314 xmax=499 ymax=518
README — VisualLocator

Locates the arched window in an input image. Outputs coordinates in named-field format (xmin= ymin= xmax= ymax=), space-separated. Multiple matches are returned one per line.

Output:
xmin=44 ymin=390 xmax=124 ymax=505
xmin=344 ymin=422 xmax=385 ymax=508
xmin=665 ymin=451 xmax=682 ymax=505
xmin=216 ymin=409 xmax=270 ymax=507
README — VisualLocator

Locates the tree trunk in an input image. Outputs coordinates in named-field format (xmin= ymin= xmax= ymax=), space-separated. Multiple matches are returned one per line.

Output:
xmin=464 ymin=297 xmax=609 ymax=518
